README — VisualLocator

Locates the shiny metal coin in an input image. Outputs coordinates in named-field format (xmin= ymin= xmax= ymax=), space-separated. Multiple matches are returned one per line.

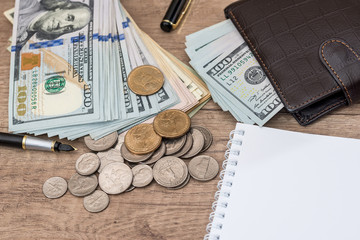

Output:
xmin=75 ymin=153 xmax=100 ymax=176
xmin=68 ymin=173 xmax=98 ymax=197
xmin=125 ymin=124 xmax=162 ymax=154
xmin=84 ymin=132 xmax=118 ymax=152
xmin=153 ymin=156 xmax=188 ymax=188
xmin=167 ymin=174 xmax=191 ymax=190
xmin=121 ymin=144 xmax=153 ymax=163
xmin=188 ymin=155 xmax=219 ymax=181
xmin=132 ymin=165 xmax=153 ymax=188
xmin=173 ymin=132 xmax=193 ymax=157
xmin=192 ymin=126 xmax=213 ymax=152
xmin=143 ymin=142 xmax=166 ymax=165
xmin=83 ymin=190 xmax=109 ymax=213
xmin=153 ymin=109 xmax=191 ymax=138
xmin=43 ymin=177 xmax=67 ymax=199
xmin=128 ymin=65 xmax=164 ymax=96
xmin=97 ymin=148 xmax=124 ymax=173
xmin=164 ymin=135 xmax=187 ymax=155
xmin=99 ymin=162 xmax=133 ymax=194
xmin=181 ymin=128 xmax=204 ymax=159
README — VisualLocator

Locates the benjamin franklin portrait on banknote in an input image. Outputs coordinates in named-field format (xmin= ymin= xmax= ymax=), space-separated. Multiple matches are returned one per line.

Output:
xmin=16 ymin=0 xmax=91 ymax=45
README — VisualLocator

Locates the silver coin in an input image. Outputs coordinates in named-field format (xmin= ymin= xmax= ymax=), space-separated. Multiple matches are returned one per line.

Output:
xmin=114 ymin=132 xmax=126 ymax=151
xmin=83 ymin=190 xmax=109 ymax=213
xmin=153 ymin=156 xmax=188 ymax=188
xmin=75 ymin=153 xmax=100 ymax=176
xmin=164 ymin=135 xmax=186 ymax=155
xmin=43 ymin=177 xmax=67 ymax=199
xmin=121 ymin=144 xmax=153 ymax=163
xmin=181 ymin=128 xmax=205 ymax=159
xmin=167 ymin=173 xmax=191 ymax=190
xmin=192 ymin=126 xmax=213 ymax=152
xmin=143 ymin=142 xmax=166 ymax=165
xmin=97 ymin=148 xmax=124 ymax=173
xmin=84 ymin=132 xmax=118 ymax=152
xmin=68 ymin=173 xmax=98 ymax=197
xmin=132 ymin=165 xmax=153 ymax=188
xmin=188 ymin=155 xmax=219 ymax=181
xmin=173 ymin=132 xmax=193 ymax=157
xmin=99 ymin=162 xmax=133 ymax=194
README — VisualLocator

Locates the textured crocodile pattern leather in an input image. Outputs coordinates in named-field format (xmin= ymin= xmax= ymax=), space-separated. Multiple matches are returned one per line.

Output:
xmin=225 ymin=0 xmax=360 ymax=125
xmin=320 ymin=38 xmax=360 ymax=104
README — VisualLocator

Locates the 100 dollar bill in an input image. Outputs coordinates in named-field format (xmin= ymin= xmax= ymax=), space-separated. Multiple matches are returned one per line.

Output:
xmin=9 ymin=0 xmax=101 ymax=132
xmin=192 ymin=38 xmax=283 ymax=126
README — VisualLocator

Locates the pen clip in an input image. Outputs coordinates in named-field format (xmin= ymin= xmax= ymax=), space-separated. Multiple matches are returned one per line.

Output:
xmin=171 ymin=0 xmax=192 ymax=29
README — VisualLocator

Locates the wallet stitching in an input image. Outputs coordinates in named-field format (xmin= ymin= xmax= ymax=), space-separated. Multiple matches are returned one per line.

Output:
xmin=229 ymin=10 xmax=340 ymax=110
xmin=321 ymin=39 xmax=360 ymax=104
xmin=295 ymin=99 xmax=346 ymax=124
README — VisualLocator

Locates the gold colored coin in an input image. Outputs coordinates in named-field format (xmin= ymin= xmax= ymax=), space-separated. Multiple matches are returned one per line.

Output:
xmin=128 ymin=65 xmax=164 ymax=96
xmin=153 ymin=109 xmax=191 ymax=138
xmin=125 ymin=124 xmax=162 ymax=154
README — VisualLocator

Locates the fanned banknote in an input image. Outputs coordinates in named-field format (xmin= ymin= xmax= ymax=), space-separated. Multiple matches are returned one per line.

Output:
xmin=8 ymin=0 xmax=210 ymax=139
xmin=186 ymin=20 xmax=283 ymax=126
xmin=9 ymin=0 xmax=102 ymax=132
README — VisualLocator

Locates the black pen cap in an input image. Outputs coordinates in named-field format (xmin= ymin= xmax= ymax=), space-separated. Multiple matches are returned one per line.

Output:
xmin=161 ymin=0 xmax=187 ymax=32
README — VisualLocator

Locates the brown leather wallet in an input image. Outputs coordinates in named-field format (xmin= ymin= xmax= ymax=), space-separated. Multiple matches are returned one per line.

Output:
xmin=225 ymin=0 xmax=360 ymax=125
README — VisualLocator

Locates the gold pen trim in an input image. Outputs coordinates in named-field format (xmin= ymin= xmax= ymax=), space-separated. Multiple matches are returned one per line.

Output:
xmin=162 ymin=19 xmax=175 ymax=26
xmin=51 ymin=141 xmax=56 ymax=152
xmin=22 ymin=135 xmax=27 ymax=150
xmin=163 ymin=0 xmax=192 ymax=30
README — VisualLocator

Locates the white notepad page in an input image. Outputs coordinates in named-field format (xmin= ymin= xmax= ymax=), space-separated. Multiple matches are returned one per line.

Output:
xmin=208 ymin=123 xmax=360 ymax=240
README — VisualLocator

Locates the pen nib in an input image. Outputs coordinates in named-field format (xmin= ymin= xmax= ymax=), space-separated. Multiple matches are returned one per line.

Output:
xmin=58 ymin=143 xmax=77 ymax=152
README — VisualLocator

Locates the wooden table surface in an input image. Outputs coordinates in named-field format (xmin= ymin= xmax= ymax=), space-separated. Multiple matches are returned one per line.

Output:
xmin=1 ymin=0 xmax=360 ymax=239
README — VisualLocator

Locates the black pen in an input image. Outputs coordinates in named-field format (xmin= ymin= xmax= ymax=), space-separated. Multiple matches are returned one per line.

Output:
xmin=160 ymin=0 xmax=192 ymax=32
xmin=0 ymin=132 xmax=76 ymax=152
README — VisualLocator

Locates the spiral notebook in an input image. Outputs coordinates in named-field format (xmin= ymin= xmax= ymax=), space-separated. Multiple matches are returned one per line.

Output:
xmin=205 ymin=123 xmax=360 ymax=240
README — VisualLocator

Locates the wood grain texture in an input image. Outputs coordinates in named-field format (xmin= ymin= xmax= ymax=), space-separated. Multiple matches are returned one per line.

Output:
xmin=1 ymin=0 xmax=360 ymax=239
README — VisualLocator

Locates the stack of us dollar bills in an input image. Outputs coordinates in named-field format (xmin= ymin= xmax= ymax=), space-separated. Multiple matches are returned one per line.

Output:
xmin=186 ymin=20 xmax=283 ymax=126
xmin=8 ymin=0 xmax=210 ymax=140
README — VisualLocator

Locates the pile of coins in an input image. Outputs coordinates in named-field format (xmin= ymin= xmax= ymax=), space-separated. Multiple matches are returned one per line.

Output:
xmin=42 ymin=109 xmax=219 ymax=213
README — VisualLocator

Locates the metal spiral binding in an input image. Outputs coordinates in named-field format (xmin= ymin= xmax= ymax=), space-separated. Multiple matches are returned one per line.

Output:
xmin=204 ymin=129 xmax=244 ymax=240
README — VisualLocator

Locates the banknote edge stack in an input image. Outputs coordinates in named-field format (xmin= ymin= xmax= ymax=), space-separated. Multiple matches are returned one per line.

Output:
xmin=185 ymin=19 xmax=284 ymax=126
